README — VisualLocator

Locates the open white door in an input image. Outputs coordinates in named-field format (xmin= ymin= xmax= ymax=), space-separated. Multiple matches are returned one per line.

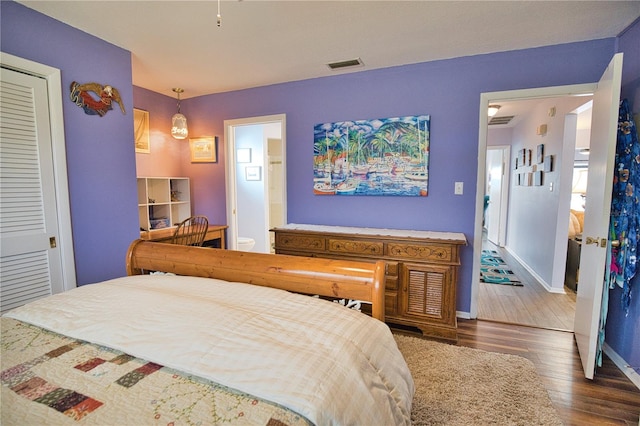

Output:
xmin=574 ymin=53 xmax=623 ymax=379
xmin=486 ymin=147 xmax=508 ymax=246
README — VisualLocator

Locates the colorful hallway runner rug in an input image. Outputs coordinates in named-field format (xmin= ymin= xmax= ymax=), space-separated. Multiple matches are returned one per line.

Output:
xmin=480 ymin=250 xmax=523 ymax=286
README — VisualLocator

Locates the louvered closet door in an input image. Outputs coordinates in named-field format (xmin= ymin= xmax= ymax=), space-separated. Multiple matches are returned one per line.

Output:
xmin=0 ymin=67 xmax=63 ymax=314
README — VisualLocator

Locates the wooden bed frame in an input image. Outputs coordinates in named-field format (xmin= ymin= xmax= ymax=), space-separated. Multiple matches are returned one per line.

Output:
xmin=126 ymin=240 xmax=386 ymax=321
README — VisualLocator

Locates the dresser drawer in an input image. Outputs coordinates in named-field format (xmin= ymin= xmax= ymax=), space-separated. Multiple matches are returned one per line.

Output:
xmin=387 ymin=242 xmax=454 ymax=263
xmin=328 ymin=238 xmax=383 ymax=256
xmin=275 ymin=233 xmax=325 ymax=251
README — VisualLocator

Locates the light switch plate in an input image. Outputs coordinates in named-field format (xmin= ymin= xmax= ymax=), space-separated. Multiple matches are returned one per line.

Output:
xmin=454 ymin=182 xmax=463 ymax=195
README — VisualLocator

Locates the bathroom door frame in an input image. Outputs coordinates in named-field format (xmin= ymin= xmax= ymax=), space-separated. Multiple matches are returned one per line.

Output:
xmin=224 ymin=114 xmax=287 ymax=251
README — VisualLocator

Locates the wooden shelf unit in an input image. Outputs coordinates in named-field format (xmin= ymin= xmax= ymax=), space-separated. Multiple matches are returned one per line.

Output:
xmin=271 ymin=224 xmax=466 ymax=341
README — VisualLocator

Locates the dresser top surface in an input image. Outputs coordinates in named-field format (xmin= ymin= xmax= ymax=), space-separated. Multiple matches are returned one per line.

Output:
xmin=274 ymin=224 xmax=467 ymax=244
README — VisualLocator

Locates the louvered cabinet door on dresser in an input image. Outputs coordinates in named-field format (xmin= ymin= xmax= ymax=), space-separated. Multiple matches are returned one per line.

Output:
xmin=271 ymin=224 xmax=466 ymax=342
xmin=400 ymin=263 xmax=457 ymax=339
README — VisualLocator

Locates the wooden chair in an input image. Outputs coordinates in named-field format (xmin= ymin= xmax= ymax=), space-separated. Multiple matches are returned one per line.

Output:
xmin=171 ymin=215 xmax=209 ymax=247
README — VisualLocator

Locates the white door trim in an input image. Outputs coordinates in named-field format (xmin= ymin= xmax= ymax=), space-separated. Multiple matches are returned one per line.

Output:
xmin=471 ymin=83 xmax=596 ymax=319
xmin=224 ymin=114 xmax=287 ymax=250
xmin=0 ymin=52 xmax=76 ymax=291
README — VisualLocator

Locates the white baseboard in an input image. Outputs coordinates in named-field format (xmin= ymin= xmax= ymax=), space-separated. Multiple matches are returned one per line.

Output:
xmin=505 ymin=247 xmax=565 ymax=294
xmin=457 ymin=311 xmax=471 ymax=320
xmin=603 ymin=343 xmax=640 ymax=390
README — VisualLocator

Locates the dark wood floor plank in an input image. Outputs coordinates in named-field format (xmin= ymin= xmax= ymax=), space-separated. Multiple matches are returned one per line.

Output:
xmin=454 ymin=319 xmax=640 ymax=425
xmin=550 ymin=388 xmax=640 ymax=424
xmin=472 ymin=233 xmax=638 ymax=424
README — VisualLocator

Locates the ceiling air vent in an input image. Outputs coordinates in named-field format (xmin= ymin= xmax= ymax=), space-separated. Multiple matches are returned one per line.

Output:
xmin=488 ymin=115 xmax=514 ymax=125
xmin=327 ymin=58 xmax=364 ymax=70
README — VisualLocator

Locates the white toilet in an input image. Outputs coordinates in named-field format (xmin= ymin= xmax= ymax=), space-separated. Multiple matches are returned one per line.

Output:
xmin=237 ymin=237 xmax=255 ymax=252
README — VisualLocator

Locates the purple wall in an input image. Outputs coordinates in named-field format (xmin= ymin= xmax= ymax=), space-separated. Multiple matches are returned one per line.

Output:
xmin=184 ymin=39 xmax=616 ymax=315
xmin=184 ymin=33 xmax=639 ymax=374
xmin=132 ymin=86 xmax=228 ymax=224
xmin=1 ymin=1 xmax=140 ymax=284
xmin=133 ymin=86 xmax=185 ymax=178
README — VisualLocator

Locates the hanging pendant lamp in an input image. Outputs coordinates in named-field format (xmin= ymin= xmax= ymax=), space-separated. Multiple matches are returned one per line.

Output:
xmin=171 ymin=88 xmax=188 ymax=140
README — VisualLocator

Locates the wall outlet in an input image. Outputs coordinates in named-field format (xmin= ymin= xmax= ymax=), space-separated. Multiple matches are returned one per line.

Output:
xmin=454 ymin=182 xmax=464 ymax=195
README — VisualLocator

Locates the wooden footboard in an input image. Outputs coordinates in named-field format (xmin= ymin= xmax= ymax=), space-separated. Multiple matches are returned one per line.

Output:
xmin=126 ymin=240 xmax=386 ymax=321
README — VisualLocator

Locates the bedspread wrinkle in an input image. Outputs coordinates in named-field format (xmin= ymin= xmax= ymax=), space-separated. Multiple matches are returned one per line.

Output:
xmin=4 ymin=274 xmax=414 ymax=425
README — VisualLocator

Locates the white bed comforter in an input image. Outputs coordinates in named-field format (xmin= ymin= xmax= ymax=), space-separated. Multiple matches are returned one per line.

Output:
xmin=5 ymin=274 xmax=414 ymax=425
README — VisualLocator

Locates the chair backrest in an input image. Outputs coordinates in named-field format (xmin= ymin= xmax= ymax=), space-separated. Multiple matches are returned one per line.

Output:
xmin=172 ymin=215 xmax=209 ymax=247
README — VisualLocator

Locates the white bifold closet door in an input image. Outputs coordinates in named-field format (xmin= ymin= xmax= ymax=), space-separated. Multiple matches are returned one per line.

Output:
xmin=0 ymin=66 xmax=64 ymax=313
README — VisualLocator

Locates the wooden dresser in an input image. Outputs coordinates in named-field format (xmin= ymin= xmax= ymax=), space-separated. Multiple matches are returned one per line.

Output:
xmin=272 ymin=224 xmax=466 ymax=341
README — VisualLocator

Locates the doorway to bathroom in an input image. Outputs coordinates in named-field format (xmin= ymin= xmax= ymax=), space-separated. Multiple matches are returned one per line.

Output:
xmin=224 ymin=114 xmax=287 ymax=253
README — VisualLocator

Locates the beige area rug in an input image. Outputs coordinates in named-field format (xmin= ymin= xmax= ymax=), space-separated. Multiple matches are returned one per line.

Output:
xmin=394 ymin=334 xmax=563 ymax=425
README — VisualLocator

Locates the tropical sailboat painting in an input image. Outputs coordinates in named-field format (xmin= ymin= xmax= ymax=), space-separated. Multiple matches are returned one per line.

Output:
xmin=313 ymin=114 xmax=430 ymax=196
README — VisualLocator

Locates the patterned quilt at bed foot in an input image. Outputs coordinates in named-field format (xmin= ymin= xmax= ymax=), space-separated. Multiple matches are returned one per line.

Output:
xmin=1 ymin=318 xmax=310 ymax=426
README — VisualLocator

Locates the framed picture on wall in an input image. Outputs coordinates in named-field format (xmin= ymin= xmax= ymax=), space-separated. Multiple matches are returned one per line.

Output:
xmin=189 ymin=136 xmax=217 ymax=163
xmin=245 ymin=166 xmax=262 ymax=181
xmin=536 ymin=144 xmax=544 ymax=163
xmin=237 ymin=148 xmax=251 ymax=163
xmin=534 ymin=170 xmax=543 ymax=186
xmin=525 ymin=172 xmax=533 ymax=186
xmin=313 ymin=114 xmax=430 ymax=196
xmin=134 ymin=108 xmax=150 ymax=153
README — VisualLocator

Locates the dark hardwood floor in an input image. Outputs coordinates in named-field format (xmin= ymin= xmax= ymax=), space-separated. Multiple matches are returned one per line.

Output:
xmin=455 ymin=319 xmax=640 ymax=425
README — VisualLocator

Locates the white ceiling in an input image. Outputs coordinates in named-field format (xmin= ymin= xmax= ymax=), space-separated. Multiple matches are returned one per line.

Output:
xmin=16 ymin=1 xmax=640 ymax=99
